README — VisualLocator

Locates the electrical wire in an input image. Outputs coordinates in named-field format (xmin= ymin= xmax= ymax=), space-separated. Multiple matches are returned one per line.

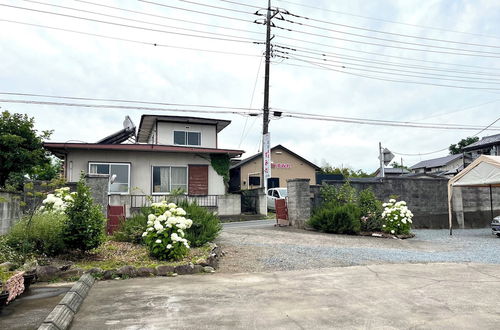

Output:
xmin=278 ymin=12 xmax=500 ymax=50
xmin=138 ymin=0 xmax=255 ymax=24
xmin=273 ymin=0 xmax=500 ymax=41
xmin=175 ymin=0 xmax=253 ymax=15
xmin=72 ymin=0 xmax=262 ymax=35
xmin=272 ymin=26 xmax=500 ymax=58
xmin=20 ymin=0 xmax=263 ymax=40
xmin=277 ymin=52 xmax=500 ymax=84
xmin=0 ymin=99 xmax=262 ymax=116
xmin=0 ymin=19 xmax=260 ymax=57
xmin=275 ymin=56 xmax=500 ymax=92
xmin=0 ymin=4 xmax=260 ymax=44
xmin=275 ymin=44 xmax=500 ymax=78
xmin=0 ymin=92 xmax=260 ymax=111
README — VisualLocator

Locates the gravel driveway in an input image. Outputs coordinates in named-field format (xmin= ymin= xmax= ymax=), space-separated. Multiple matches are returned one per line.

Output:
xmin=216 ymin=221 xmax=499 ymax=273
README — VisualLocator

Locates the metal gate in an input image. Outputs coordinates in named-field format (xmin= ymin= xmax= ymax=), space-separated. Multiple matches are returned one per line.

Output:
xmin=275 ymin=199 xmax=289 ymax=226
xmin=107 ymin=205 xmax=125 ymax=235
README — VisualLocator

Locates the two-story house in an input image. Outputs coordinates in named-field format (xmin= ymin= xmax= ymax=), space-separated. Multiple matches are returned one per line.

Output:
xmin=44 ymin=115 xmax=244 ymax=199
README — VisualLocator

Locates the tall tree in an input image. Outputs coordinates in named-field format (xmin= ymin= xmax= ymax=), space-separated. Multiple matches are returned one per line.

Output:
xmin=0 ymin=110 xmax=52 ymax=189
xmin=449 ymin=136 xmax=479 ymax=155
xmin=320 ymin=163 xmax=372 ymax=178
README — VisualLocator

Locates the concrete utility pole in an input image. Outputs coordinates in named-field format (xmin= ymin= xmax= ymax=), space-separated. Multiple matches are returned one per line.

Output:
xmin=379 ymin=142 xmax=385 ymax=178
xmin=261 ymin=0 xmax=275 ymax=192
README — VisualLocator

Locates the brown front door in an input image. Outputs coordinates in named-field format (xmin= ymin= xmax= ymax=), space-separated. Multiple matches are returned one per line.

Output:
xmin=188 ymin=165 xmax=209 ymax=195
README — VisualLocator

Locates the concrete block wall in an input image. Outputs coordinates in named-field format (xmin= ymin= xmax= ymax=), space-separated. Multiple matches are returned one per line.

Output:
xmin=287 ymin=179 xmax=311 ymax=228
xmin=217 ymin=194 xmax=241 ymax=216
xmin=0 ymin=191 xmax=22 ymax=234
xmin=85 ymin=174 xmax=110 ymax=217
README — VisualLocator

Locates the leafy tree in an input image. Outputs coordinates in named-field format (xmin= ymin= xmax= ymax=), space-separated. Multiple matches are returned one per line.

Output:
xmin=0 ymin=110 xmax=52 ymax=189
xmin=390 ymin=161 xmax=410 ymax=171
xmin=63 ymin=175 xmax=105 ymax=252
xmin=320 ymin=163 xmax=372 ymax=178
xmin=30 ymin=156 xmax=62 ymax=181
xmin=449 ymin=136 xmax=479 ymax=155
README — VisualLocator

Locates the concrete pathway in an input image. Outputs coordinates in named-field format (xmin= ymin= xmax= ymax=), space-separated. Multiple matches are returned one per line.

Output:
xmin=222 ymin=219 xmax=274 ymax=230
xmin=71 ymin=263 xmax=500 ymax=329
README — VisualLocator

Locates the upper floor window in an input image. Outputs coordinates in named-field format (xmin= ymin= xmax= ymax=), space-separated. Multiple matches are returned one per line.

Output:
xmin=89 ymin=162 xmax=130 ymax=194
xmin=174 ymin=131 xmax=201 ymax=146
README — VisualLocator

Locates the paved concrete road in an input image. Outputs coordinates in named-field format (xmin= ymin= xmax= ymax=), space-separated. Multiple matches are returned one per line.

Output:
xmin=71 ymin=263 xmax=500 ymax=329
xmin=222 ymin=219 xmax=274 ymax=230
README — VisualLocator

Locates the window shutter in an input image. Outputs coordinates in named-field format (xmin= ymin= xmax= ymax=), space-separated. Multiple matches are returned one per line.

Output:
xmin=188 ymin=165 xmax=208 ymax=195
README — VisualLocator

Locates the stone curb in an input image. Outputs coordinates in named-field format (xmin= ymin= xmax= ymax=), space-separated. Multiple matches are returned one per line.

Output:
xmin=37 ymin=274 xmax=95 ymax=330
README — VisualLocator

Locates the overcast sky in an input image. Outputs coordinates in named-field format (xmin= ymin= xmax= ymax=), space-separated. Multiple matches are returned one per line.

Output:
xmin=1 ymin=0 xmax=500 ymax=172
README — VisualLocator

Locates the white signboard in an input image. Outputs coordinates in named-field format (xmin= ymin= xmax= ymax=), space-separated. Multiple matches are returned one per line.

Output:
xmin=263 ymin=133 xmax=271 ymax=182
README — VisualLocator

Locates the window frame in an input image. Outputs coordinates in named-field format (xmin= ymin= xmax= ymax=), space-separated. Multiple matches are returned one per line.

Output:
xmin=151 ymin=165 xmax=189 ymax=195
xmin=88 ymin=162 xmax=130 ymax=195
xmin=172 ymin=130 xmax=202 ymax=147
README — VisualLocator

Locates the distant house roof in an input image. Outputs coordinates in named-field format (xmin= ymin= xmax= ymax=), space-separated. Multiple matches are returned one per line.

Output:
xmin=373 ymin=167 xmax=410 ymax=176
xmin=230 ymin=144 xmax=320 ymax=170
xmin=410 ymin=154 xmax=462 ymax=170
xmin=463 ymin=133 xmax=500 ymax=151
xmin=44 ymin=143 xmax=244 ymax=157
xmin=137 ymin=115 xmax=231 ymax=143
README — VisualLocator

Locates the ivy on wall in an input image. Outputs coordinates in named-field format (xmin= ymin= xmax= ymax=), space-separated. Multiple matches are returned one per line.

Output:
xmin=210 ymin=154 xmax=231 ymax=186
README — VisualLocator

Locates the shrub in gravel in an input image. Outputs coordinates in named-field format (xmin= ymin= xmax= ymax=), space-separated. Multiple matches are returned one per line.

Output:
xmin=358 ymin=188 xmax=383 ymax=232
xmin=308 ymin=203 xmax=361 ymax=234
xmin=381 ymin=199 xmax=413 ymax=235
xmin=178 ymin=201 xmax=222 ymax=247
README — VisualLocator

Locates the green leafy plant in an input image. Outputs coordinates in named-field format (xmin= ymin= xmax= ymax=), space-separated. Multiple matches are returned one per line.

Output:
xmin=358 ymin=188 xmax=383 ymax=232
xmin=381 ymin=199 xmax=413 ymax=235
xmin=178 ymin=201 xmax=222 ymax=247
xmin=0 ymin=236 xmax=28 ymax=267
xmin=308 ymin=203 xmax=361 ymax=234
xmin=112 ymin=210 xmax=148 ymax=244
xmin=142 ymin=201 xmax=192 ymax=261
xmin=320 ymin=182 xmax=357 ymax=206
xmin=63 ymin=175 xmax=105 ymax=252
xmin=210 ymin=153 xmax=230 ymax=186
xmin=6 ymin=212 xmax=67 ymax=257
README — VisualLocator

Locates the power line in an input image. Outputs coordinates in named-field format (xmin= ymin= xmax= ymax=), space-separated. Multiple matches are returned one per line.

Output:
xmin=277 ymin=52 xmax=500 ymax=85
xmin=0 ymin=4 xmax=260 ymax=44
xmin=0 ymin=99 xmax=262 ymax=116
xmin=0 ymin=92 xmax=260 ymax=111
xmin=274 ymin=0 xmax=500 ymax=41
xmin=72 ymin=0 xmax=262 ymax=35
xmin=273 ymin=26 xmax=500 ymax=58
xmin=175 ymin=0 xmax=253 ymax=15
xmin=21 ymin=0 xmax=263 ymax=39
xmin=391 ymin=116 xmax=500 ymax=156
xmin=276 ymin=41 xmax=500 ymax=73
xmin=0 ymin=19 xmax=260 ymax=57
xmin=275 ymin=56 xmax=500 ymax=92
xmin=278 ymin=12 xmax=500 ymax=50
xmin=275 ymin=44 xmax=500 ymax=78
xmin=219 ymin=0 xmax=262 ymax=10
xmin=138 ymin=0 xmax=255 ymax=24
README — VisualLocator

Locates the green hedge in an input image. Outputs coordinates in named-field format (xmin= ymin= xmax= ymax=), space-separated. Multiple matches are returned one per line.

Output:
xmin=308 ymin=203 xmax=361 ymax=235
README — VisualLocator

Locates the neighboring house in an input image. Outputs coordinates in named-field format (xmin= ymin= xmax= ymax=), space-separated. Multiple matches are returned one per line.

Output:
xmin=373 ymin=167 xmax=410 ymax=177
xmin=462 ymin=133 xmax=500 ymax=167
xmin=44 ymin=115 xmax=244 ymax=199
xmin=410 ymin=154 xmax=463 ymax=177
xmin=229 ymin=144 xmax=320 ymax=191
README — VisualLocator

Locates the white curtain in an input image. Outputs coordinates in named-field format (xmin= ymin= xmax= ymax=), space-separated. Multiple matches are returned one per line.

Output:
xmin=159 ymin=167 xmax=170 ymax=192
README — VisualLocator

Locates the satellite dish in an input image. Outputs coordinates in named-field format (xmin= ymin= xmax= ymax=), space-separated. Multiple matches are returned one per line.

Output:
xmin=110 ymin=174 xmax=117 ymax=184
xmin=123 ymin=116 xmax=135 ymax=131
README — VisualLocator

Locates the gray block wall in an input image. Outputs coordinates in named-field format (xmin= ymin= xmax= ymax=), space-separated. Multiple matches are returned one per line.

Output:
xmin=287 ymin=179 xmax=311 ymax=229
xmin=0 ymin=191 xmax=22 ymax=234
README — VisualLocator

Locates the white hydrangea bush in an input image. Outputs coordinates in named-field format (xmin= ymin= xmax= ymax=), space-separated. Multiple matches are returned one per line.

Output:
xmin=39 ymin=187 xmax=75 ymax=214
xmin=381 ymin=199 xmax=413 ymax=235
xmin=142 ymin=201 xmax=193 ymax=260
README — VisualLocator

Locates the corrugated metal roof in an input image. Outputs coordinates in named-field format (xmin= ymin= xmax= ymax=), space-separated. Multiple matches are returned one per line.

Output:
xmin=410 ymin=154 xmax=462 ymax=169
xmin=463 ymin=133 xmax=500 ymax=151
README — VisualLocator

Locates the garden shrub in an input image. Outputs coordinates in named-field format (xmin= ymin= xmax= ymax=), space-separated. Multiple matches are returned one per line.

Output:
xmin=112 ymin=210 xmax=148 ymax=244
xmin=381 ymin=199 xmax=413 ymax=235
xmin=308 ymin=203 xmax=361 ymax=234
xmin=178 ymin=201 xmax=222 ymax=247
xmin=6 ymin=212 xmax=67 ymax=257
xmin=320 ymin=182 xmax=357 ymax=206
xmin=142 ymin=201 xmax=193 ymax=261
xmin=358 ymin=188 xmax=383 ymax=232
xmin=0 ymin=236 xmax=28 ymax=266
xmin=63 ymin=176 xmax=105 ymax=252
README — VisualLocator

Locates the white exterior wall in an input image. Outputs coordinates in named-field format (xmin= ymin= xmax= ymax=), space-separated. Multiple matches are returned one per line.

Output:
xmin=66 ymin=150 xmax=225 ymax=195
xmin=156 ymin=122 xmax=217 ymax=148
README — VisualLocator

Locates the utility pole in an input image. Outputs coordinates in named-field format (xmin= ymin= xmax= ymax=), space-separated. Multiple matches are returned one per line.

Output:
xmin=379 ymin=142 xmax=385 ymax=178
xmin=261 ymin=0 xmax=275 ymax=193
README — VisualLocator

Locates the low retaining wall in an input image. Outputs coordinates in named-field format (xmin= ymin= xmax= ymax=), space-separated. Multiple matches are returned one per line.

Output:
xmin=217 ymin=194 xmax=241 ymax=216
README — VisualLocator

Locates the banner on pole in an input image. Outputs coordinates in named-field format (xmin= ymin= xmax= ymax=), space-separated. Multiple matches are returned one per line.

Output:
xmin=263 ymin=133 xmax=271 ymax=182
